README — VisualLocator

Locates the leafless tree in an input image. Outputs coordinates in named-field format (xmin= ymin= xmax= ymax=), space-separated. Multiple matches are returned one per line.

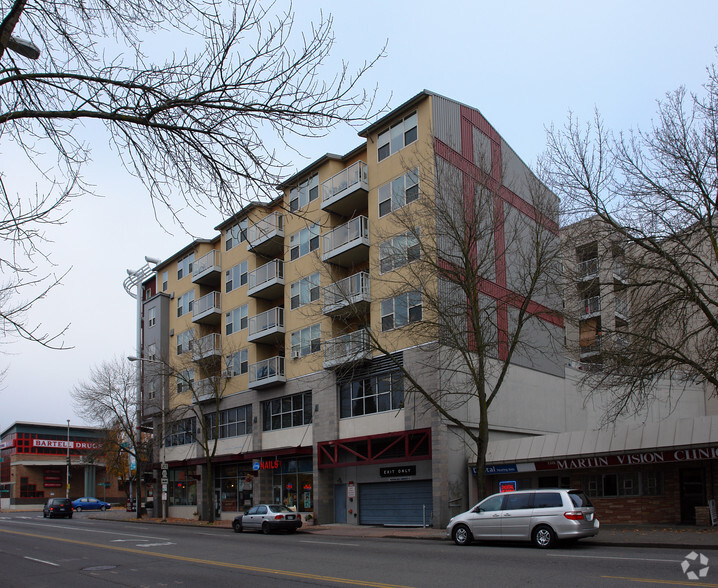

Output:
xmin=72 ymin=357 xmax=153 ymax=516
xmin=325 ymin=146 xmax=563 ymax=500
xmin=541 ymin=56 xmax=718 ymax=421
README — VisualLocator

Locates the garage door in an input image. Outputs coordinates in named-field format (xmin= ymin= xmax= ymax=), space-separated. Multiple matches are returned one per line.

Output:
xmin=359 ymin=480 xmax=432 ymax=526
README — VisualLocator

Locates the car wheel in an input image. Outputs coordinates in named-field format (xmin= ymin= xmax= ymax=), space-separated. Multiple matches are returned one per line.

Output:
xmin=100 ymin=505 xmax=106 ymax=511
xmin=262 ymin=522 xmax=271 ymax=535
xmin=532 ymin=524 xmax=556 ymax=549
xmin=452 ymin=524 xmax=473 ymax=546
xmin=232 ymin=521 xmax=243 ymax=533
xmin=288 ymin=528 xmax=297 ymax=534
xmin=75 ymin=506 xmax=82 ymax=512
xmin=43 ymin=511 xmax=48 ymax=518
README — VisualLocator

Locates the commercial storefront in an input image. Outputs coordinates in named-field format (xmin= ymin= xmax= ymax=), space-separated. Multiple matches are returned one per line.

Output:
xmin=483 ymin=416 xmax=718 ymax=525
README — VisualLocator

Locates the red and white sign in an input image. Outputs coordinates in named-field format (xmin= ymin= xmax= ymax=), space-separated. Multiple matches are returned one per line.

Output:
xmin=33 ymin=439 xmax=101 ymax=450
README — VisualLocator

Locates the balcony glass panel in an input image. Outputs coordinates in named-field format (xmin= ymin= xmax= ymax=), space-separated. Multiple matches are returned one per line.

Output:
xmin=248 ymin=212 xmax=284 ymax=244
xmin=193 ymin=291 xmax=221 ymax=317
xmin=579 ymin=296 xmax=601 ymax=316
xmin=249 ymin=307 xmax=284 ymax=337
xmin=248 ymin=260 xmax=284 ymax=290
xmin=324 ymin=272 xmax=370 ymax=310
xmin=324 ymin=329 xmax=370 ymax=366
xmin=323 ymin=216 xmax=369 ymax=256
xmin=321 ymin=161 xmax=368 ymax=202
xmin=193 ymin=250 xmax=220 ymax=277
xmin=249 ymin=356 xmax=285 ymax=385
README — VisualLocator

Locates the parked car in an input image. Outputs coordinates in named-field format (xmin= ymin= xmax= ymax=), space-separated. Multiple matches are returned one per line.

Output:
xmin=72 ymin=497 xmax=111 ymax=512
xmin=43 ymin=498 xmax=73 ymax=519
xmin=232 ymin=504 xmax=302 ymax=534
xmin=447 ymin=489 xmax=599 ymax=548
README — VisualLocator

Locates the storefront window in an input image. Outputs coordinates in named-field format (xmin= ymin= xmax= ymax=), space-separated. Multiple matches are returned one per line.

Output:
xmin=271 ymin=457 xmax=313 ymax=513
xmin=169 ymin=468 xmax=197 ymax=506
xmin=215 ymin=465 xmax=253 ymax=513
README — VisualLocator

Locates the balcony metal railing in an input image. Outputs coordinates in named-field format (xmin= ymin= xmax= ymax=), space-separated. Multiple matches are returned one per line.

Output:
xmin=324 ymin=329 xmax=370 ymax=367
xmin=321 ymin=161 xmax=368 ymax=202
xmin=322 ymin=216 xmax=369 ymax=256
xmin=248 ymin=260 xmax=284 ymax=291
xmin=190 ymin=333 xmax=221 ymax=359
xmin=249 ymin=356 xmax=285 ymax=386
xmin=193 ymin=250 xmax=220 ymax=278
xmin=615 ymin=297 xmax=628 ymax=317
xmin=195 ymin=377 xmax=219 ymax=402
xmin=577 ymin=258 xmax=599 ymax=278
xmin=323 ymin=272 xmax=370 ymax=313
xmin=248 ymin=307 xmax=284 ymax=338
xmin=579 ymin=296 xmax=601 ymax=316
xmin=613 ymin=260 xmax=627 ymax=279
xmin=247 ymin=211 xmax=284 ymax=245
xmin=193 ymin=291 xmax=221 ymax=318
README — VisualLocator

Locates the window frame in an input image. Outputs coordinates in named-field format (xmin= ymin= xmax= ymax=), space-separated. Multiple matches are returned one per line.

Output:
xmin=377 ymin=111 xmax=418 ymax=162
xmin=225 ymin=219 xmax=248 ymax=251
xmin=207 ymin=405 xmax=252 ymax=439
xmin=378 ymin=168 xmax=419 ymax=217
xmin=226 ymin=260 xmax=248 ymax=293
xmin=262 ymin=391 xmax=312 ymax=431
xmin=177 ymin=253 xmax=194 ymax=280
xmin=177 ymin=291 xmax=195 ymax=318
xmin=289 ymin=224 xmax=320 ymax=261
xmin=289 ymin=174 xmax=319 ymax=212
xmin=176 ymin=368 xmax=194 ymax=394
xmin=225 ymin=304 xmax=249 ymax=335
xmin=176 ymin=328 xmax=194 ymax=355
xmin=290 ymin=323 xmax=321 ymax=358
xmin=381 ymin=291 xmax=422 ymax=331
xmin=290 ymin=272 xmax=320 ymax=310
xmin=379 ymin=229 xmax=420 ymax=274
xmin=227 ymin=348 xmax=249 ymax=376
xmin=339 ymin=371 xmax=404 ymax=419
xmin=147 ymin=307 xmax=156 ymax=328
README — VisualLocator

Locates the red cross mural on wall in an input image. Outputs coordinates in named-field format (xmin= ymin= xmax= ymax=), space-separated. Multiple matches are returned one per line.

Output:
xmin=434 ymin=104 xmax=563 ymax=360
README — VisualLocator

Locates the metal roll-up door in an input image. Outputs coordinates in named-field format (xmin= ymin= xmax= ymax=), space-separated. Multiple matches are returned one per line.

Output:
xmin=359 ymin=480 xmax=432 ymax=526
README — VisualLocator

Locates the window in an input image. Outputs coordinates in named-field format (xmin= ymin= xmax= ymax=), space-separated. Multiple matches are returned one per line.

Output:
xmin=477 ymin=495 xmax=504 ymax=512
xmin=339 ymin=372 xmax=404 ymax=418
xmin=147 ymin=307 xmax=156 ymax=328
xmin=289 ymin=174 xmax=319 ymax=212
xmin=225 ymin=219 xmax=248 ymax=251
xmin=177 ymin=253 xmax=194 ymax=280
xmin=147 ymin=379 xmax=157 ymax=400
xmin=262 ymin=392 xmax=312 ymax=431
xmin=166 ymin=418 xmax=195 ymax=446
xmin=176 ymin=329 xmax=194 ymax=355
xmin=206 ymin=405 xmax=252 ymax=439
xmin=290 ymin=273 xmax=320 ymax=309
xmin=289 ymin=224 xmax=320 ymax=260
xmin=381 ymin=291 xmax=422 ymax=331
xmin=504 ymin=493 xmax=533 ymax=510
xmin=226 ymin=348 xmax=248 ymax=376
xmin=377 ymin=111 xmax=417 ymax=161
xmin=585 ymin=472 xmax=645 ymax=498
xmin=162 ymin=271 xmax=168 ymax=291
xmin=147 ymin=343 xmax=157 ymax=361
xmin=379 ymin=229 xmax=420 ymax=273
xmin=378 ymin=168 xmax=419 ymax=216
xmin=533 ymin=492 xmax=563 ymax=509
xmin=225 ymin=304 xmax=248 ymax=335
xmin=177 ymin=368 xmax=194 ymax=394
xmin=291 ymin=324 xmax=321 ymax=357
xmin=177 ymin=291 xmax=195 ymax=317
xmin=226 ymin=260 xmax=248 ymax=293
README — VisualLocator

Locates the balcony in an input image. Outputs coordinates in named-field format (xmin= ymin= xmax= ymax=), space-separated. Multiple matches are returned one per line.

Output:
xmin=247 ymin=212 xmax=284 ymax=257
xmin=321 ymin=161 xmax=369 ymax=216
xmin=192 ymin=291 xmax=221 ymax=325
xmin=323 ymin=272 xmax=371 ymax=317
xmin=192 ymin=250 xmax=221 ymax=286
xmin=615 ymin=297 xmax=629 ymax=320
xmin=195 ymin=377 xmax=220 ymax=403
xmin=322 ymin=216 xmax=369 ymax=267
xmin=324 ymin=329 xmax=371 ymax=369
xmin=613 ymin=260 xmax=627 ymax=281
xmin=248 ymin=307 xmax=285 ymax=345
xmin=249 ymin=356 xmax=286 ymax=389
xmin=247 ymin=260 xmax=284 ymax=299
xmin=579 ymin=296 xmax=600 ymax=318
xmin=579 ymin=335 xmax=601 ymax=357
xmin=190 ymin=332 xmax=221 ymax=361
xmin=577 ymin=258 xmax=598 ymax=279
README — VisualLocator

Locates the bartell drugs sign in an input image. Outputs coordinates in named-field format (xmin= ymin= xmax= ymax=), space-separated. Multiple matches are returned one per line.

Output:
xmin=33 ymin=439 xmax=101 ymax=450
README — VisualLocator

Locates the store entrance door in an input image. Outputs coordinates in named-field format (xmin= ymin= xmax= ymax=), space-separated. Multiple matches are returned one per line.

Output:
xmin=680 ymin=468 xmax=705 ymax=524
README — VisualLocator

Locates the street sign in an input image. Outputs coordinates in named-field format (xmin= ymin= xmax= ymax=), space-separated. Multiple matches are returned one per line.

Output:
xmin=161 ymin=462 xmax=168 ymax=470
xmin=162 ymin=484 xmax=167 ymax=492
xmin=161 ymin=468 xmax=168 ymax=479
xmin=161 ymin=477 xmax=168 ymax=486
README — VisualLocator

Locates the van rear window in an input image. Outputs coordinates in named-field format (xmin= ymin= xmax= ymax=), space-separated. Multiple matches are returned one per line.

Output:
xmin=569 ymin=491 xmax=593 ymax=508
xmin=533 ymin=492 xmax=563 ymax=508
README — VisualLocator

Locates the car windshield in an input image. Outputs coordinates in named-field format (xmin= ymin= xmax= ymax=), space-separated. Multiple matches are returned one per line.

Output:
xmin=569 ymin=491 xmax=593 ymax=508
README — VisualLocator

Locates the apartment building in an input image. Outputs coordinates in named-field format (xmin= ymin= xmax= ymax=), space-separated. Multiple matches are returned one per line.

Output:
xmin=135 ymin=90 xmax=578 ymax=527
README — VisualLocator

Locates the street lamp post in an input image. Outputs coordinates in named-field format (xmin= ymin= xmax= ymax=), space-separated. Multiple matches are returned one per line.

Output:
xmin=66 ymin=420 xmax=70 ymax=499
xmin=128 ymin=355 xmax=167 ymax=522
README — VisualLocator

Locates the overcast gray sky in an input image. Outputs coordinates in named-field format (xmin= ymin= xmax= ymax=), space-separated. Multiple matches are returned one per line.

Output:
xmin=2 ymin=0 xmax=717 ymax=432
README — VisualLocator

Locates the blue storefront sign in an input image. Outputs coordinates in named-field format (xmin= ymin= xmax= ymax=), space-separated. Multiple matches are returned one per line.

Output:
xmin=472 ymin=464 xmax=519 ymax=475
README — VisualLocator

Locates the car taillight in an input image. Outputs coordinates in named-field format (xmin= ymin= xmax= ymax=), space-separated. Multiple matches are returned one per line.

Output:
xmin=274 ymin=514 xmax=284 ymax=520
xmin=564 ymin=511 xmax=584 ymax=520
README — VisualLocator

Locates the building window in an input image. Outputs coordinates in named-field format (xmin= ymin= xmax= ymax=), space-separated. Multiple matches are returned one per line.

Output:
xmin=378 ymin=168 xmax=419 ymax=217
xmin=339 ymin=372 xmax=404 ymax=418
xmin=168 ymin=467 xmax=198 ymax=506
xmin=226 ymin=219 xmax=248 ymax=251
xmin=226 ymin=260 xmax=248 ymax=293
xmin=166 ymin=419 xmax=195 ymax=446
xmin=162 ymin=271 xmax=168 ymax=291
xmin=225 ymin=304 xmax=248 ymax=335
xmin=177 ymin=291 xmax=194 ymax=317
xmin=381 ymin=291 xmax=422 ymax=331
xmin=377 ymin=111 xmax=417 ymax=162
xmin=177 ymin=369 xmax=194 ymax=394
xmin=289 ymin=174 xmax=319 ymax=212
xmin=290 ymin=273 xmax=320 ymax=310
xmin=585 ymin=472 xmax=649 ymax=498
xmin=176 ymin=329 xmax=194 ymax=355
xmin=290 ymin=323 xmax=321 ymax=358
xmin=147 ymin=343 xmax=157 ymax=361
xmin=379 ymin=229 xmax=420 ymax=273
xmin=147 ymin=379 xmax=157 ymax=400
xmin=147 ymin=307 xmax=156 ymax=328
xmin=206 ymin=405 xmax=252 ymax=439
xmin=177 ymin=253 xmax=194 ymax=280
xmin=262 ymin=392 xmax=312 ymax=431
xmin=289 ymin=224 xmax=320 ymax=261
xmin=226 ymin=349 xmax=249 ymax=376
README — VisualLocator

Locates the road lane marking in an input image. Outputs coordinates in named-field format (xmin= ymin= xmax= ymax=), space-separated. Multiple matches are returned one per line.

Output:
xmin=0 ymin=520 xmax=170 ymax=541
xmin=603 ymin=576 xmax=718 ymax=587
xmin=24 ymin=557 xmax=59 ymax=567
xmin=300 ymin=540 xmax=360 ymax=547
xmin=135 ymin=542 xmax=175 ymax=547
xmin=548 ymin=553 xmax=679 ymax=563
xmin=0 ymin=528 xmax=412 ymax=588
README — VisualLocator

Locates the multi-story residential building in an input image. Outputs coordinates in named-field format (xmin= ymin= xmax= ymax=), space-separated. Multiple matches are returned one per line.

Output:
xmin=135 ymin=92 xmax=718 ymax=527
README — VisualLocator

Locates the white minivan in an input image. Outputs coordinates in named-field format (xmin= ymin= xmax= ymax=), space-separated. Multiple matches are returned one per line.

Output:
xmin=447 ymin=489 xmax=599 ymax=548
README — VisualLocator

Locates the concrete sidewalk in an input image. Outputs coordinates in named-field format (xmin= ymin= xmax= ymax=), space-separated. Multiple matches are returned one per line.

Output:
xmin=89 ymin=510 xmax=718 ymax=549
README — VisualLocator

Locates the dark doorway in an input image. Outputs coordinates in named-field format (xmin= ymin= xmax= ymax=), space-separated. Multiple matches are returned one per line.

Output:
xmin=680 ymin=468 xmax=706 ymax=524
xmin=334 ymin=484 xmax=347 ymax=523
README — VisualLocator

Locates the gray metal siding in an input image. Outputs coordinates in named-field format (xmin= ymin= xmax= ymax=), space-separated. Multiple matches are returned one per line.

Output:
xmin=359 ymin=480 xmax=432 ymax=526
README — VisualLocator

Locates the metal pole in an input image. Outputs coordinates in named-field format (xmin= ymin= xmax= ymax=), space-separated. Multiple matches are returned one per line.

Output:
xmin=66 ymin=420 xmax=70 ymax=499
xmin=162 ymin=384 xmax=167 ymax=522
